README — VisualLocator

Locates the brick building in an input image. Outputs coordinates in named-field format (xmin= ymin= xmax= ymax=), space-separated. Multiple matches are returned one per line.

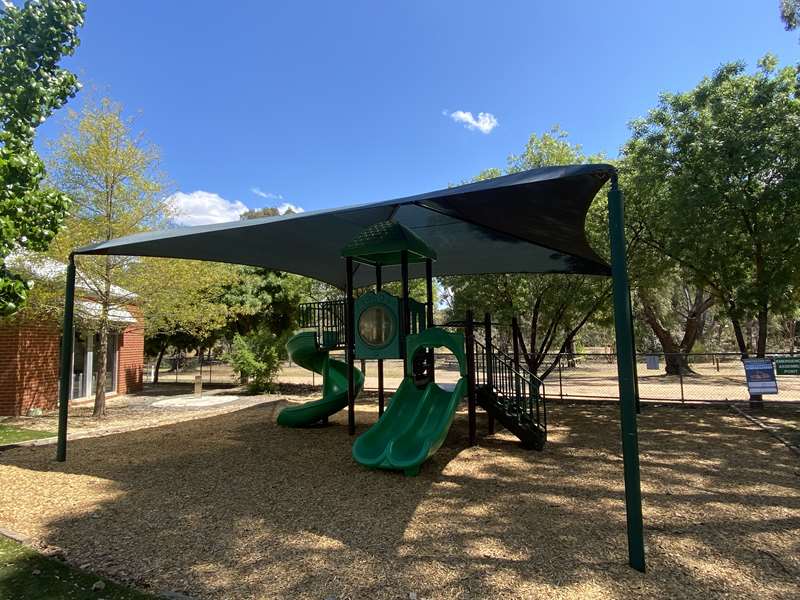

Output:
xmin=0 ymin=256 xmax=144 ymax=416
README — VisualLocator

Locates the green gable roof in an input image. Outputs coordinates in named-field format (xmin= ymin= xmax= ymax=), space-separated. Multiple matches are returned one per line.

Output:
xmin=341 ymin=220 xmax=437 ymax=266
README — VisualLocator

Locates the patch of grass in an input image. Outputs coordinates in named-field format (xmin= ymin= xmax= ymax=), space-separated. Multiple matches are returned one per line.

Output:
xmin=0 ymin=425 xmax=55 ymax=445
xmin=0 ymin=535 xmax=157 ymax=599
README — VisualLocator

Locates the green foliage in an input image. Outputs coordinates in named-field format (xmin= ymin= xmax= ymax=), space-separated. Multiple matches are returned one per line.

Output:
xmin=46 ymin=98 xmax=168 ymax=308
xmin=44 ymin=98 xmax=168 ymax=414
xmin=241 ymin=206 xmax=280 ymax=219
xmin=220 ymin=267 xmax=301 ymax=336
xmin=0 ymin=0 xmax=85 ymax=315
xmin=780 ymin=0 xmax=799 ymax=31
xmin=443 ymin=128 xmax=612 ymax=375
xmin=227 ymin=327 xmax=283 ymax=393
xmin=623 ymin=56 xmax=800 ymax=354
xmin=133 ymin=258 xmax=238 ymax=341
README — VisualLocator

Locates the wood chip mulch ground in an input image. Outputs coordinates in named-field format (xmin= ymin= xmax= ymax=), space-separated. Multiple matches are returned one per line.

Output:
xmin=1 ymin=400 xmax=798 ymax=599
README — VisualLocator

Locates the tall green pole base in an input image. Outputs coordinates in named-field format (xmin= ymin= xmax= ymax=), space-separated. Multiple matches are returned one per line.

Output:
xmin=56 ymin=256 xmax=77 ymax=462
xmin=608 ymin=176 xmax=646 ymax=572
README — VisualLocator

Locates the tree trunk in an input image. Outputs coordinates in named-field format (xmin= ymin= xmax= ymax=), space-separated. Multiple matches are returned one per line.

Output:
xmin=730 ymin=311 xmax=749 ymax=357
xmin=640 ymin=300 xmax=689 ymax=375
xmin=153 ymin=341 xmax=167 ymax=384
xmin=93 ymin=319 xmax=108 ymax=417
xmin=755 ymin=307 xmax=768 ymax=358
xmin=93 ymin=256 xmax=113 ymax=418
xmin=566 ymin=337 xmax=576 ymax=368
xmin=679 ymin=290 xmax=712 ymax=354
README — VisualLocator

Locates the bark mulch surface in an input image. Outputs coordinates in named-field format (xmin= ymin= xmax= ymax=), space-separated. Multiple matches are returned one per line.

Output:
xmin=0 ymin=383 xmax=307 ymax=444
xmin=1 ymin=401 xmax=798 ymax=599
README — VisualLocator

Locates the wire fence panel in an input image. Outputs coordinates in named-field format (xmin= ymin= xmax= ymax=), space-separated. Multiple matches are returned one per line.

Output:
xmin=145 ymin=350 xmax=800 ymax=403
xmin=144 ymin=356 xmax=239 ymax=386
xmin=550 ymin=352 xmax=800 ymax=403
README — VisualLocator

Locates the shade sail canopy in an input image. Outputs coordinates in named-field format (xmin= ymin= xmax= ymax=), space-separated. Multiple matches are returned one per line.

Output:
xmin=74 ymin=164 xmax=614 ymax=288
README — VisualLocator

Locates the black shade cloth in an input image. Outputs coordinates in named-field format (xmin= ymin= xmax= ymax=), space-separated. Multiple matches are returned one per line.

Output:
xmin=74 ymin=164 xmax=613 ymax=288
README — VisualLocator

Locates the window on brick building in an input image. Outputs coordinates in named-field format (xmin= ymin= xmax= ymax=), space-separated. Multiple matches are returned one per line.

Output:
xmin=67 ymin=331 xmax=119 ymax=400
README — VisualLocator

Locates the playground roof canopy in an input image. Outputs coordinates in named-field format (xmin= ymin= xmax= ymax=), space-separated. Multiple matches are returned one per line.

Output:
xmin=341 ymin=220 xmax=437 ymax=266
xmin=74 ymin=164 xmax=614 ymax=288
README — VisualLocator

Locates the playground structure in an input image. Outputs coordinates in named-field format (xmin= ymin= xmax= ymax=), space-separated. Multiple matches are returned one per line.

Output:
xmin=55 ymin=165 xmax=646 ymax=571
xmin=275 ymin=220 xmax=547 ymax=474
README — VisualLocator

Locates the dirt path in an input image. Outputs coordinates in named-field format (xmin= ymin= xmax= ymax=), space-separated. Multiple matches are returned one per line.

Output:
xmin=0 ymin=384 xmax=313 ymax=448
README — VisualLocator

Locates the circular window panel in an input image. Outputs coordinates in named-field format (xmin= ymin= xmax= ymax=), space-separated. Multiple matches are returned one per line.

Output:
xmin=358 ymin=305 xmax=395 ymax=348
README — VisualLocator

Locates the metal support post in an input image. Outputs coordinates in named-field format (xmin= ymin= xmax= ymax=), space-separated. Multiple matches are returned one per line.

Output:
xmin=56 ymin=256 xmax=77 ymax=462
xmin=608 ymin=173 xmax=646 ymax=572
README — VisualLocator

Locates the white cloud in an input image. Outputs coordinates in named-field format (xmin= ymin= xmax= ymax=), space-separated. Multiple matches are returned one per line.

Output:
xmin=277 ymin=202 xmax=304 ymax=214
xmin=447 ymin=110 xmax=498 ymax=134
xmin=167 ymin=191 xmax=248 ymax=226
xmin=251 ymin=187 xmax=283 ymax=200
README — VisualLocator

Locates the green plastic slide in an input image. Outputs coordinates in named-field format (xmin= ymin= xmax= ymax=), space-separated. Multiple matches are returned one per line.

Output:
xmin=277 ymin=331 xmax=363 ymax=427
xmin=352 ymin=328 xmax=467 ymax=476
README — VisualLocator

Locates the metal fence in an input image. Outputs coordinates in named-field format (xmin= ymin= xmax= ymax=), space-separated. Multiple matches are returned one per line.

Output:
xmin=144 ymin=356 xmax=239 ymax=386
xmin=546 ymin=352 xmax=800 ymax=403
xmin=146 ymin=350 xmax=800 ymax=404
xmin=278 ymin=350 xmax=800 ymax=404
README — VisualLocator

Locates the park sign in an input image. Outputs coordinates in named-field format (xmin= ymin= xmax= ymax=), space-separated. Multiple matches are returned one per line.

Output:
xmin=742 ymin=358 xmax=778 ymax=395
xmin=774 ymin=356 xmax=800 ymax=376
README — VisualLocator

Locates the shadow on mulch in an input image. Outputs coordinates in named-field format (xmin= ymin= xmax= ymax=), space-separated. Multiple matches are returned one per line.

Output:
xmin=2 ymin=402 xmax=799 ymax=599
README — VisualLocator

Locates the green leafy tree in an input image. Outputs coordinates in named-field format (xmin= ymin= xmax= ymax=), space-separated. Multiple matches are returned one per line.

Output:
xmin=780 ymin=0 xmax=799 ymax=36
xmin=443 ymin=128 xmax=614 ymax=378
xmin=48 ymin=99 xmax=168 ymax=416
xmin=132 ymin=258 xmax=241 ymax=382
xmin=220 ymin=267 xmax=300 ymax=336
xmin=623 ymin=56 xmax=800 ymax=368
xmin=214 ymin=208 xmax=307 ymax=389
xmin=0 ymin=0 xmax=84 ymax=315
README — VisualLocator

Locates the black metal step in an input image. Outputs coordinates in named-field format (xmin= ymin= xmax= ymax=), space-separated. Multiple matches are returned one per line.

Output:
xmin=476 ymin=386 xmax=546 ymax=450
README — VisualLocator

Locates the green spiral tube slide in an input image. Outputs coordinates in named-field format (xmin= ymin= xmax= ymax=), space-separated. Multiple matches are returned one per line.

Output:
xmin=277 ymin=331 xmax=363 ymax=427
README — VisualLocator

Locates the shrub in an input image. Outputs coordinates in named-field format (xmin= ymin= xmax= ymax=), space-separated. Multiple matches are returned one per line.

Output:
xmin=227 ymin=328 xmax=282 ymax=393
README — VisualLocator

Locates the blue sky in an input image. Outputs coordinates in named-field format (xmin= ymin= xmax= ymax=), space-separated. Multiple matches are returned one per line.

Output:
xmin=35 ymin=0 xmax=800 ymax=225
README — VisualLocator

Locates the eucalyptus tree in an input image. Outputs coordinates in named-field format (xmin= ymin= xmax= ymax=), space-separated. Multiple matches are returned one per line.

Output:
xmin=623 ymin=56 xmax=800 ymax=363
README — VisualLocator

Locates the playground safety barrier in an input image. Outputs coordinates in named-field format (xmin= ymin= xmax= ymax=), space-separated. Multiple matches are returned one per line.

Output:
xmin=298 ymin=300 xmax=347 ymax=348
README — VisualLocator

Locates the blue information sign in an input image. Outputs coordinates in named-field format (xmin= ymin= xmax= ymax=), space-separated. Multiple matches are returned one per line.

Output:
xmin=742 ymin=358 xmax=778 ymax=395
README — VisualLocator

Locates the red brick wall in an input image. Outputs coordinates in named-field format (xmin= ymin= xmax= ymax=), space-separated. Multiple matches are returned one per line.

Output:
xmin=117 ymin=321 xmax=144 ymax=395
xmin=0 ymin=323 xmax=60 ymax=416
xmin=0 ymin=326 xmax=20 ymax=416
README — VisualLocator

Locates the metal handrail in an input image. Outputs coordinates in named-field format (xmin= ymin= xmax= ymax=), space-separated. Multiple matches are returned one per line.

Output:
xmin=473 ymin=337 xmax=547 ymax=433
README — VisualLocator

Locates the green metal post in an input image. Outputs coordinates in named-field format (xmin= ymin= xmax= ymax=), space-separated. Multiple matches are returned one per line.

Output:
xmin=56 ymin=255 xmax=77 ymax=462
xmin=425 ymin=258 xmax=434 ymax=381
xmin=376 ymin=265 xmax=384 ymax=416
xmin=608 ymin=174 xmax=646 ymax=572
xmin=401 ymin=250 xmax=409 ymax=374
xmin=628 ymin=291 xmax=641 ymax=414
xmin=346 ymin=257 xmax=355 ymax=435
